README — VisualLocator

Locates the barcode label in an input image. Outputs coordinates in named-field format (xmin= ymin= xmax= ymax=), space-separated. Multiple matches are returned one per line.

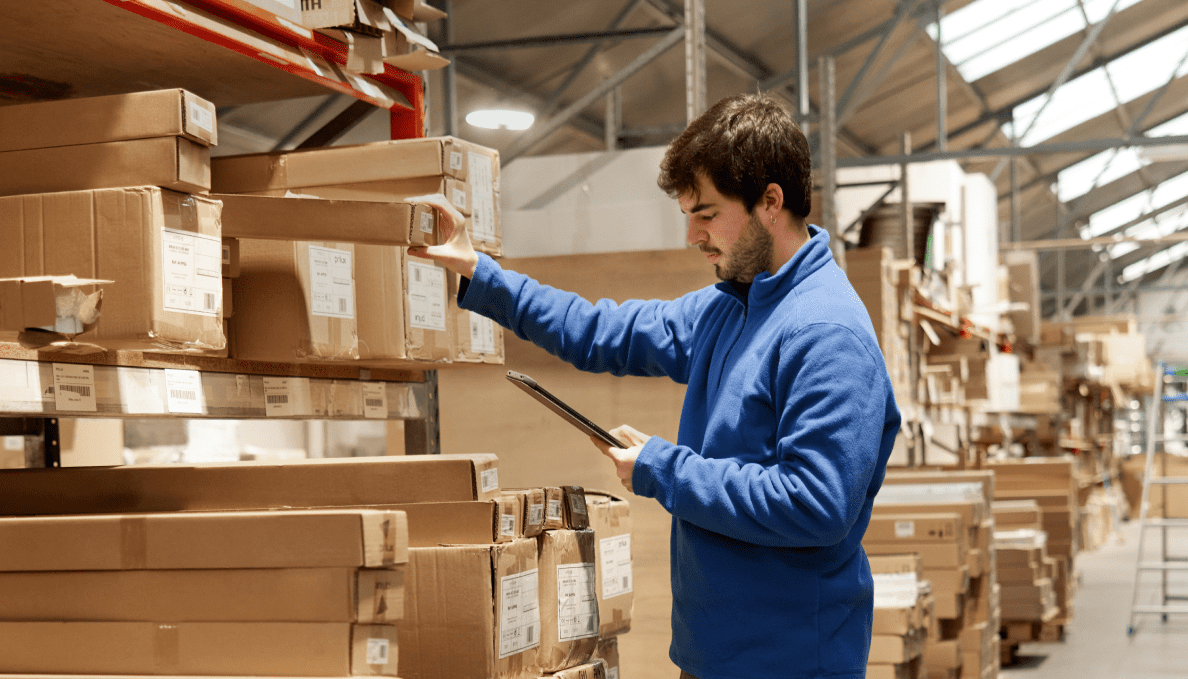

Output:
xmin=499 ymin=569 xmax=540 ymax=658
xmin=480 ymin=468 xmax=499 ymax=493
xmin=501 ymin=513 xmax=516 ymax=537
xmin=547 ymin=499 xmax=563 ymax=521
xmin=263 ymin=376 xmax=307 ymax=416
xmin=53 ymin=363 xmax=96 ymax=412
xmin=267 ymin=394 xmax=289 ymax=404
xmin=528 ymin=503 xmax=544 ymax=526
xmin=449 ymin=150 xmax=464 ymax=171
xmin=362 ymin=382 xmax=387 ymax=419
xmin=338 ymin=297 xmax=347 ymax=313
xmin=407 ymin=260 xmax=447 ymax=331
xmin=204 ymin=292 xmax=216 ymax=311
xmin=599 ymin=534 xmax=633 ymax=598
xmin=365 ymin=638 xmax=389 ymax=665
xmin=170 ymin=390 xmax=195 ymax=401
xmin=556 ymin=563 xmax=599 ymax=641
xmin=895 ymin=521 xmax=915 ymax=538
xmin=165 ymin=369 xmax=204 ymax=414
xmin=527 ymin=625 xmax=535 ymax=644
xmin=365 ymin=398 xmax=383 ymax=407
xmin=420 ymin=211 xmax=434 ymax=234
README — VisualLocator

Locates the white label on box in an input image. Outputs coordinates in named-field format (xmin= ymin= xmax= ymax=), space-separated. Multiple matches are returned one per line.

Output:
xmin=162 ymin=228 xmax=222 ymax=317
xmin=52 ymin=363 xmax=96 ymax=412
xmin=499 ymin=568 xmax=540 ymax=658
xmin=569 ymin=492 xmax=587 ymax=516
xmin=221 ymin=244 xmax=231 ymax=265
xmin=547 ymin=499 xmax=563 ymax=521
xmin=468 ymin=152 xmax=496 ymax=242
xmin=501 ymin=512 xmax=516 ymax=537
xmin=480 ymin=468 xmax=499 ymax=493
xmin=362 ymin=382 xmax=387 ymax=419
xmin=308 ymin=245 xmax=354 ymax=319
xmin=419 ymin=211 xmax=434 ymax=234
xmin=263 ymin=377 xmax=295 ymax=417
xmin=365 ymin=638 xmax=389 ymax=666
xmin=451 ymin=187 xmax=468 ymax=211
xmin=895 ymin=520 xmax=915 ymax=538
xmin=556 ymin=563 xmax=599 ymax=641
xmin=529 ymin=503 xmax=545 ymax=526
xmin=164 ymin=369 xmax=204 ymax=414
xmin=188 ymin=100 xmax=214 ymax=133
xmin=469 ymin=312 xmax=496 ymax=354
xmin=449 ymin=150 xmax=464 ymax=171
xmin=599 ymin=533 xmax=633 ymax=598
xmin=3 ymin=436 xmax=22 ymax=451
xmin=407 ymin=260 xmax=446 ymax=331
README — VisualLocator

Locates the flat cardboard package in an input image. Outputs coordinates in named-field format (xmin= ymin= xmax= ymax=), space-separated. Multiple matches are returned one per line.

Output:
xmin=504 ymin=488 xmax=548 ymax=538
xmin=398 ymin=537 xmax=541 ymax=679
xmin=590 ymin=637 xmax=618 ymax=679
xmin=0 ymin=89 xmax=217 ymax=152
xmin=541 ymin=486 xmax=590 ymax=530
xmin=393 ymin=499 xmax=522 ymax=547
xmin=0 ymin=509 xmax=407 ymax=572
xmin=244 ymin=176 xmax=470 ymax=216
xmin=450 ymin=273 xmax=505 ymax=364
xmin=865 ymin=513 xmax=963 ymax=543
xmin=0 ymin=136 xmax=210 ymax=197
xmin=0 ymin=567 xmax=403 ymax=623
xmin=217 ymin=194 xmax=440 ymax=246
xmin=542 ymin=659 xmax=608 ymax=679
xmin=0 ymin=186 xmax=224 ymax=352
xmin=232 ymin=239 xmax=358 ymax=362
xmin=222 ymin=238 xmax=241 ymax=277
xmin=0 ymin=621 xmax=398 ymax=676
xmin=537 ymin=529 xmax=599 ymax=672
xmin=355 ymin=246 xmax=451 ymax=365
xmin=0 ymin=454 xmax=500 ymax=516
xmin=585 ymin=490 xmax=633 ymax=637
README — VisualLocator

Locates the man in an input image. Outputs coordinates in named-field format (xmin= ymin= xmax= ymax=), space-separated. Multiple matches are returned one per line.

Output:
xmin=411 ymin=93 xmax=900 ymax=679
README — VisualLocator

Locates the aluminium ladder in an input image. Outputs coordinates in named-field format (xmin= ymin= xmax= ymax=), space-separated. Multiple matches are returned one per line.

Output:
xmin=1127 ymin=362 xmax=1188 ymax=636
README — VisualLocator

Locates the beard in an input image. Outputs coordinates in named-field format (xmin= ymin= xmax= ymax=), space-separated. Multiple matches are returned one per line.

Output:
xmin=707 ymin=211 xmax=774 ymax=283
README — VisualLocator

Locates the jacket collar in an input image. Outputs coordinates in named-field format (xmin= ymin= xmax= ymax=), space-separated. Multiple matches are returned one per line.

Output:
xmin=715 ymin=224 xmax=834 ymax=307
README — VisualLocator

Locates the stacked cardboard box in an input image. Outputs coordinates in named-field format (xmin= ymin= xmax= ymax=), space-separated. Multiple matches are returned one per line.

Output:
xmin=994 ymin=529 xmax=1059 ymax=634
xmin=300 ymin=0 xmax=450 ymax=74
xmin=211 ymin=137 xmax=504 ymax=366
xmin=986 ymin=457 xmax=1077 ymax=623
xmin=867 ymin=554 xmax=931 ymax=679
xmin=0 ymin=90 xmax=226 ymax=354
xmin=847 ymin=247 xmax=910 ymax=405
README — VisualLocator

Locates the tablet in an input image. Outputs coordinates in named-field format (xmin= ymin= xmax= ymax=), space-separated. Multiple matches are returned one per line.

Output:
xmin=505 ymin=370 xmax=627 ymax=449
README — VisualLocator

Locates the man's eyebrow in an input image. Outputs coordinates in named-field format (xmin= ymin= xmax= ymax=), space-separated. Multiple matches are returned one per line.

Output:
xmin=683 ymin=202 xmax=714 ymax=214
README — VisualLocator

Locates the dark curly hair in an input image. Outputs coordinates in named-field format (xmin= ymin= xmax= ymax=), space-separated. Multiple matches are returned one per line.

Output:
xmin=658 ymin=94 xmax=812 ymax=218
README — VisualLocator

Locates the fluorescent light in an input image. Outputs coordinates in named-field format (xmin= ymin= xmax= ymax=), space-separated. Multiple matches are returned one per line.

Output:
xmin=465 ymin=109 xmax=534 ymax=130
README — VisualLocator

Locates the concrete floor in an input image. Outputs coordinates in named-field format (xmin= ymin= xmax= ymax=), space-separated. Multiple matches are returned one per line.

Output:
xmin=1003 ymin=519 xmax=1188 ymax=679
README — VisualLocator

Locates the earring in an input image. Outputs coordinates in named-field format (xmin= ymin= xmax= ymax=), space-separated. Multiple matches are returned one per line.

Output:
xmin=770 ymin=215 xmax=775 ymax=225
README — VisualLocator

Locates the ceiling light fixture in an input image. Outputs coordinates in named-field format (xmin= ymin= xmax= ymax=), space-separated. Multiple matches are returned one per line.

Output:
xmin=465 ymin=109 xmax=535 ymax=130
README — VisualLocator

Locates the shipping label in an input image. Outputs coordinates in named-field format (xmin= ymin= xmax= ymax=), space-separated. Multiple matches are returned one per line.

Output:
xmin=308 ymin=245 xmax=354 ymax=319
xmin=480 ymin=468 xmax=499 ymax=493
xmin=598 ymin=533 xmax=633 ymax=598
xmin=362 ymin=382 xmax=387 ymax=419
xmin=52 ymin=363 xmax=96 ymax=412
xmin=407 ymin=260 xmax=446 ymax=331
xmin=162 ymin=228 xmax=221 ymax=317
xmin=365 ymin=638 xmax=389 ymax=666
xmin=556 ymin=563 xmax=599 ymax=641
xmin=499 ymin=568 xmax=541 ymax=658
xmin=468 ymin=152 xmax=496 ymax=242
xmin=547 ymin=499 xmax=563 ymax=522
xmin=501 ymin=512 xmax=516 ymax=537
xmin=529 ymin=503 xmax=545 ymax=526
xmin=469 ymin=312 xmax=496 ymax=354
xmin=164 ymin=369 xmax=204 ymax=414
xmin=895 ymin=520 xmax=915 ymax=538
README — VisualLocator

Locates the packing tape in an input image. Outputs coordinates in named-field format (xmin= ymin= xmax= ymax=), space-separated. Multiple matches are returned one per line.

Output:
xmin=381 ymin=515 xmax=397 ymax=566
xmin=372 ymin=579 xmax=390 ymax=623
xmin=153 ymin=624 xmax=181 ymax=673
xmin=120 ymin=517 xmax=148 ymax=570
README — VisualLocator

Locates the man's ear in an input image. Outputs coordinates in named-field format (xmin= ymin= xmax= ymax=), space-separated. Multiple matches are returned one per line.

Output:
xmin=763 ymin=183 xmax=785 ymax=219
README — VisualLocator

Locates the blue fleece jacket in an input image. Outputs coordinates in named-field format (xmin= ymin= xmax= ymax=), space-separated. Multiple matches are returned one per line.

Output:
xmin=458 ymin=225 xmax=900 ymax=679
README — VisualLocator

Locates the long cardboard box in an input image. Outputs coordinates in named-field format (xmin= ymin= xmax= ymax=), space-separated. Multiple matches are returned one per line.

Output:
xmin=865 ymin=513 xmax=963 ymax=543
xmin=0 ymin=136 xmax=210 ymax=197
xmin=0 ymin=509 xmax=407 ymax=571
xmin=863 ymin=541 xmax=965 ymax=569
xmin=537 ymin=529 xmax=599 ymax=672
xmin=392 ymin=499 xmax=522 ymax=546
xmin=868 ymin=630 xmax=925 ymax=664
xmin=0 ymin=567 xmax=403 ymax=623
xmin=355 ymin=246 xmax=451 ymax=365
xmin=0 ymin=89 xmax=217 ymax=152
xmin=0 ymin=454 xmax=500 ymax=516
xmin=0 ymin=186 xmax=224 ymax=352
xmin=217 ymin=194 xmax=440 ymax=246
xmin=586 ymin=491 xmax=633 ymax=637
xmin=232 ymin=239 xmax=358 ymax=362
xmin=0 ymin=621 xmax=398 ymax=676
xmin=398 ymin=537 xmax=541 ymax=679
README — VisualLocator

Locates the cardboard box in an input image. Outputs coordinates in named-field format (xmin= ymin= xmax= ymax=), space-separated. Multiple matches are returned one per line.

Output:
xmin=864 ymin=541 xmax=965 ymax=569
xmin=450 ymin=274 xmax=505 ymax=364
xmin=222 ymin=238 xmax=241 ymax=278
xmin=0 ymin=136 xmax=210 ymax=197
xmin=586 ymin=490 xmax=633 ymax=637
xmin=537 ymin=529 xmax=599 ymax=672
xmin=232 ymin=239 xmax=358 ymax=362
xmin=394 ymin=500 xmax=522 ymax=547
xmin=301 ymin=0 xmax=388 ymax=31
xmin=0 ymin=187 xmax=224 ymax=352
xmin=923 ymin=639 xmax=962 ymax=672
xmin=590 ymin=637 xmax=617 ymax=679
xmin=865 ymin=513 xmax=963 ymax=543
xmin=398 ymin=537 xmax=541 ymax=679
xmin=0 ymin=509 xmax=407 ymax=571
xmin=355 ymin=246 xmax=451 ymax=365
xmin=244 ymin=0 xmax=304 ymax=23
xmin=542 ymin=659 xmax=607 ymax=679
xmin=868 ymin=553 xmax=924 ymax=579
xmin=0 ymin=89 xmax=217 ymax=152
xmin=872 ymin=500 xmax=983 ymax=528
xmin=866 ymin=657 xmax=923 ymax=679
xmin=0 ymin=275 xmax=107 ymax=337
xmin=0 ymin=567 xmax=403 ymax=623
xmin=0 ymin=621 xmax=398 ymax=676
xmin=869 ymin=630 xmax=924 ymax=664
xmin=218 ymin=194 xmax=440 ymax=246
xmin=211 ymin=137 xmax=474 ymax=193
xmin=505 ymin=488 xmax=548 ymax=538
xmin=248 ymin=176 xmax=471 ymax=216
xmin=0 ymin=454 xmax=500 ymax=516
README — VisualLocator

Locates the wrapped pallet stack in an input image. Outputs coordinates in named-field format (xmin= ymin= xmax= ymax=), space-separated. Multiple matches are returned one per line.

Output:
xmin=867 ymin=554 xmax=933 ymax=679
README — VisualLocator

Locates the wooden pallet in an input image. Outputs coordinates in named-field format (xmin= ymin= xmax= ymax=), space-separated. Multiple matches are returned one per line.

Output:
xmin=1001 ymin=621 xmax=1066 ymax=643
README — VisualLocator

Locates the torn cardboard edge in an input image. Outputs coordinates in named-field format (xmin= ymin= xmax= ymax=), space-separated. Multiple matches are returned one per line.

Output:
xmin=0 ymin=276 xmax=110 ymax=335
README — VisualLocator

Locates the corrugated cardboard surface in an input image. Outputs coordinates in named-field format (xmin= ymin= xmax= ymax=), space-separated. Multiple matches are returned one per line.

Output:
xmin=233 ymin=239 xmax=358 ymax=362
xmin=0 ymin=509 xmax=408 ymax=571
xmin=449 ymin=273 xmax=505 ymax=364
xmin=537 ymin=529 xmax=598 ymax=672
xmin=0 ymin=454 xmax=500 ymax=516
xmin=0 ymin=136 xmax=210 ymax=197
xmin=585 ymin=491 xmax=632 ymax=637
xmin=504 ymin=488 xmax=547 ymax=538
xmin=0 ymin=186 xmax=224 ymax=351
xmin=545 ymin=658 xmax=608 ymax=679
xmin=353 ymin=246 xmax=451 ymax=365
xmin=211 ymin=137 xmax=468 ymax=193
xmin=222 ymin=237 xmax=240 ymax=277
xmin=0 ymin=567 xmax=403 ymax=623
xmin=398 ymin=537 xmax=540 ymax=679
xmin=402 ymin=250 xmax=452 ymax=362
xmin=218 ymin=194 xmax=439 ymax=247
xmin=391 ymin=501 xmax=519 ymax=546
xmin=590 ymin=637 xmax=618 ymax=679
xmin=0 ymin=621 xmax=398 ymax=676
xmin=244 ymin=176 xmax=470 ymax=218
xmin=0 ymin=89 xmax=218 ymax=152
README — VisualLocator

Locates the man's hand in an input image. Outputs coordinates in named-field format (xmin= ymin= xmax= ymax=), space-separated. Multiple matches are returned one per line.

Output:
xmin=591 ymin=424 xmax=651 ymax=494
xmin=406 ymin=193 xmax=479 ymax=279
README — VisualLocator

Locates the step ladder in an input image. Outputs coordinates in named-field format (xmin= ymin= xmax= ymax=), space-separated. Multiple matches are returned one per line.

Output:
xmin=1127 ymin=362 xmax=1188 ymax=636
